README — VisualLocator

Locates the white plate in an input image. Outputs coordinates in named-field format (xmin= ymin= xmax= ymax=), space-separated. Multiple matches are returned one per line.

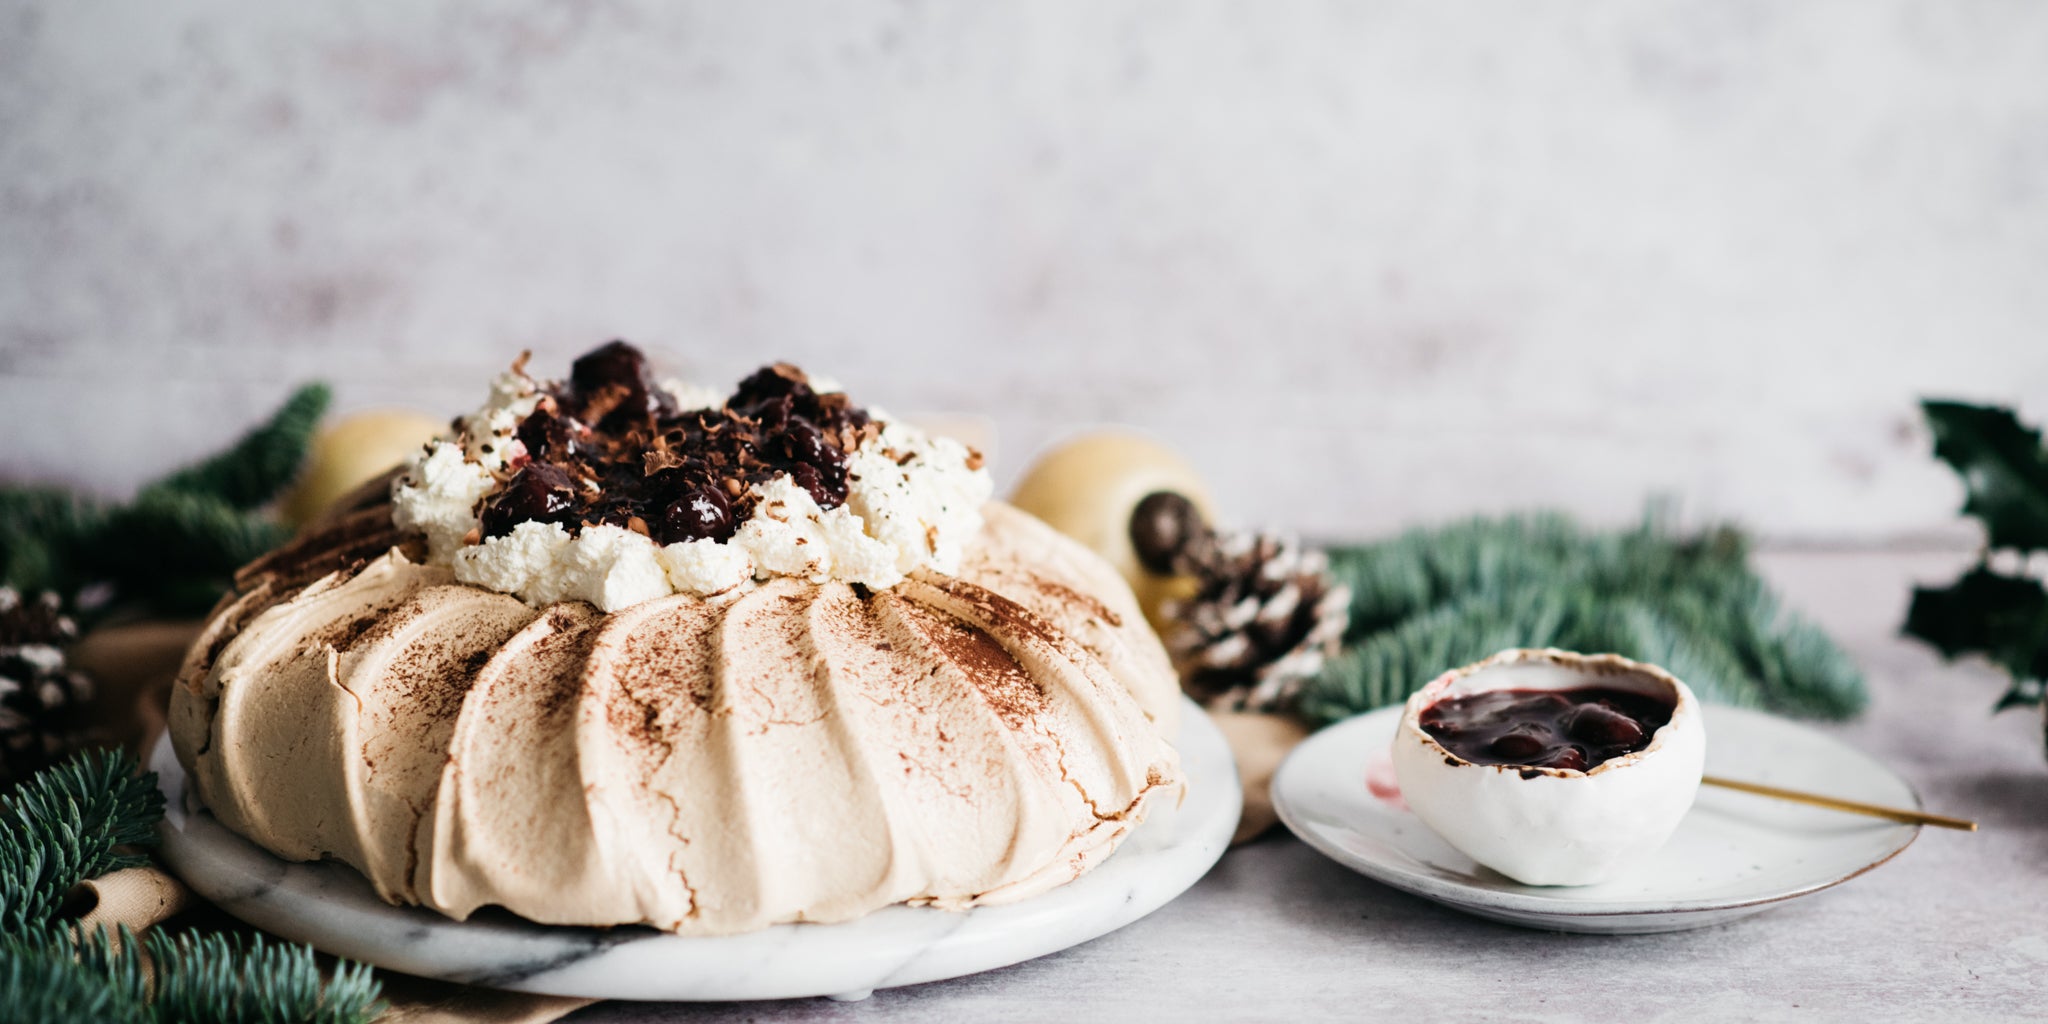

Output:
xmin=1272 ymin=704 xmax=1920 ymax=934
xmin=151 ymin=698 xmax=1239 ymax=1001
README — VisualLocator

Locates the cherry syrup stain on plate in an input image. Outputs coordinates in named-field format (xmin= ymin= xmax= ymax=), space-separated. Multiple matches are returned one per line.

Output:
xmin=1364 ymin=751 xmax=1406 ymax=810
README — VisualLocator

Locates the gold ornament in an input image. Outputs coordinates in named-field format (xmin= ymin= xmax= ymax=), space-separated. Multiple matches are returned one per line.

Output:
xmin=280 ymin=410 xmax=445 ymax=527
xmin=1007 ymin=431 xmax=1211 ymax=633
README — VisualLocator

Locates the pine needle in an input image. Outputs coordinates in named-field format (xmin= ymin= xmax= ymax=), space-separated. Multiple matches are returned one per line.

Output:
xmin=0 ymin=384 xmax=327 ymax=618
xmin=1 ymin=923 xmax=142 ymax=1024
xmin=0 ymin=488 xmax=107 ymax=597
xmin=87 ymin=489 xmax=294 ymax=614
xmin=0 ymin=748 xmax=162 ymax=933
xmin=1297 ymin=511 xmax=1867 ymax=726
xmin=146 ymin=929 xmax=386 ymax=1024
xmin=0 ymin=752 xmax=385 ymax=1023
xmin=147 ymin=384 xmax=332 ymax=511
xmin=2 ymin=923 xmax=386 ymax=1024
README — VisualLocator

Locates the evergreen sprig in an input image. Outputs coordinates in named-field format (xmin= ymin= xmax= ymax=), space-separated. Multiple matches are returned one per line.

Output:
xmin=148 ymin=384 xmax=332 ymax=512
xmin=2 ymin=925 xmax=130 ymax=1022
xmin=1903 ymin=400 xmax=2048 ymax=715
xmin=0 ymin=750 xmax=385 ymax=1024
xmin=0 ymin=487 xmax=108 ymax=597
xmin=4 ymin=924 xmax=385 ymax=1024
xmin=0 ymin=748 xmax=162 ymax=933
xmin=0 ymin=384 xmax=328 ymax=618
xmin=1296 ymin=509 xmax=1867 ymax=726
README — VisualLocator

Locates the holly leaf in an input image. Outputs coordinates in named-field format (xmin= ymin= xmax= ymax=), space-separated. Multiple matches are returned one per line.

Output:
xmin=1922 ymin=400 xmax=2048 ymax=553
xmin=1903 ymin=563 xmax=2048 ymax=709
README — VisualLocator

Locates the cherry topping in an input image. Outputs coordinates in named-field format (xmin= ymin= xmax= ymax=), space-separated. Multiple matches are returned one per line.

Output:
xmin=480 ymin=463 xmax=579 ymax=538
xmin=778 ymin=420 xmax=831 ymax=468
xmin=1565 ymin=702 xmax=1647 ymax=748
xmin=570 ymin=340 xmax=661 ymax=429
xmin=1487 ymin=730 xmax=1548 ymax=762
xmin=516 ymin=407 xmax=585 ymax=461
xmin=659 ymin=487 xmax=734 ymax=544
xmin=1418 ymin=686 xmax=1673 ymax=773
xmin=461 ymin=344 xmax=881 ymax=546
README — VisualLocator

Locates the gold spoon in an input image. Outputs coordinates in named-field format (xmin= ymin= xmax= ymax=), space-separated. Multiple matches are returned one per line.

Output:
xmin=1701 ymin=775 xmax=1977 ymax=831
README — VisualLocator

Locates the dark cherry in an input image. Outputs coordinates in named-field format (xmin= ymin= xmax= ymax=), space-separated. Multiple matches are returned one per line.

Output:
xmin=732 ymin=365 xmax=807 ymax=410
xmin=745 ymin=394 xmax=794 ymax=431
xmin=785 ymin=462 xmax=835 ymax=507
xmin=516 ymin=408 xmax=584 ymax=460
xmin=1418 ymin=686 xmax=1674 ymax=773
xmin=659 ymin=487 xmax=734 ymax=544
xmin=480 ymin=463 xmax=579 ymax=538
xmin=570 ymin=340 xmax=661 ymax=427
xmin=570 ymin=339 xmax=655 ymax=397
xmin=467 ymin=345 xmax=881 ymax=545
xmin=1487 ymin=729 xmax=1548 ymax=763
xmin=778 ymin=419 xmax=831 ymax=467
xmin=1565 ymin=702 xmax=1647 ymax=748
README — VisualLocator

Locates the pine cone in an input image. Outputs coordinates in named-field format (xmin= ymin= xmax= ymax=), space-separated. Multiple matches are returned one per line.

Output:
xmin=0 ymin=587 xmax=102 ymax=788
xmin=1133 ymin=493 xmax=1351 ymax=713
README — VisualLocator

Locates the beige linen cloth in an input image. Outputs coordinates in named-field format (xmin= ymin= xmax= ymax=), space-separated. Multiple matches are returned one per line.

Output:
xmin=66 ymin=619 xmax=1307 ymax=1021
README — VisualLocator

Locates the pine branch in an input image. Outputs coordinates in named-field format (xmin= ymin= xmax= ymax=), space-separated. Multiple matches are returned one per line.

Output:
xmin=0 ymin=748 xmax=162 ymax=933
xmin=146 ymin=929 xmax=386 ymax=1024
xmin=69 ymin=924 xmax=152 ymax=1012
xmin=87 ymin=489 xmax=294 ymax=615
xmin=1 ymin=924 xmax=145 ymax=1024
xmin=3 ymin=923 xmax=386 ymax=1024
xmin=0 ymin=384 xmax=327 ymax=618
xmin=0 ymin=488 xmax=107 ymax=598
xmin=0 ymin=752 xmax=385 ymax=1023
xmin=1298 ymin=511 xmax=1867 ymax=726
xmin=147 ymin=384 xmax=332 ymax=511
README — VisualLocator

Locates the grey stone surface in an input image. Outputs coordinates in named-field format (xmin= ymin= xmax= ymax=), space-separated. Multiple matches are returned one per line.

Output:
xmin=572 ymin=550 xmax=2047 ymax=1022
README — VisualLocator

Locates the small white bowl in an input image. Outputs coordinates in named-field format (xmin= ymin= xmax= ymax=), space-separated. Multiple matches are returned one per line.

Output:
xmin=1390 ymin=648 xmax=1706 ymax=887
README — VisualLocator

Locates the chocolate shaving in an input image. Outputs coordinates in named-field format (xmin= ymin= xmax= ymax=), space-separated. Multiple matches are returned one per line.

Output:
xmin=642 ymin=448 xmax=685 ymax=475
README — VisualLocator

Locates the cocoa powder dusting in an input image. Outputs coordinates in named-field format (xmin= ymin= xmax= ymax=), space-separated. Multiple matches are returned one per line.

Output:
xmin=930 ymin=620 xmax=1047 ymax=726
xmin=1027 ymin=577 xmax=1120 ymax=628
xmin=320 ymin=612 xmax=383 ymax=651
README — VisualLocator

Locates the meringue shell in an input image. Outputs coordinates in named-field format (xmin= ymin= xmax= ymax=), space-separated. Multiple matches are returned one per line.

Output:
xmin=170 ymin=502 xmax=1182 ymax=933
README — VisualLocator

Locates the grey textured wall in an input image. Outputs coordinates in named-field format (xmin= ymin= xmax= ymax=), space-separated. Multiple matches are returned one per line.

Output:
xmin=4 ymin=2 xmax=2045 ymax=542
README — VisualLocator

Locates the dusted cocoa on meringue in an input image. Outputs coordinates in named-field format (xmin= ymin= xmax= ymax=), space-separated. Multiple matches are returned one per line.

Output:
xmin=173 ymin=346 xmax=1182 ymax=934
xmin=170 ymin=501 xmax=1182 ymax=934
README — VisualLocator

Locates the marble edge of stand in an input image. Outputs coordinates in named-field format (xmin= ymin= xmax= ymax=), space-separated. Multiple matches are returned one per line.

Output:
xmin=149 ymin=700 xmax=1242 ymax=1001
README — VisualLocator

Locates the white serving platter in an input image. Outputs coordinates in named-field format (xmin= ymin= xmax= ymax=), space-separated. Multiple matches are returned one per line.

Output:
xmin=152 ymin=698 xmax=1239 ymax=1001
xmin=1272 ymin=704 xmax=1920 ymax=934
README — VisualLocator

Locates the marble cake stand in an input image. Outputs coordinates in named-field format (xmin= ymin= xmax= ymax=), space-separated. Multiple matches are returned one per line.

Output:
xmin=151 ymin=698 xmax=1238 ymax=1002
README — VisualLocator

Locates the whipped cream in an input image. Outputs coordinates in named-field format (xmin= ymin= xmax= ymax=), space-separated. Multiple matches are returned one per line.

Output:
xmin=391 ymin=364 xmax=993 ymax=613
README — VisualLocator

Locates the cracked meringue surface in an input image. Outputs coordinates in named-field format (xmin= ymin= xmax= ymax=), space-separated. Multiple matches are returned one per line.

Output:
xmin=168 ymin=501 xmax=1182 ymax=934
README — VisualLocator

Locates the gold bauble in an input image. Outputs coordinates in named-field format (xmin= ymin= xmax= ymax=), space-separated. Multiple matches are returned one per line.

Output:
xmin=1007 ymin=431 xmax=1211 ymax=632
xmin=280 ymin=410 xmax=446 ymax=527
